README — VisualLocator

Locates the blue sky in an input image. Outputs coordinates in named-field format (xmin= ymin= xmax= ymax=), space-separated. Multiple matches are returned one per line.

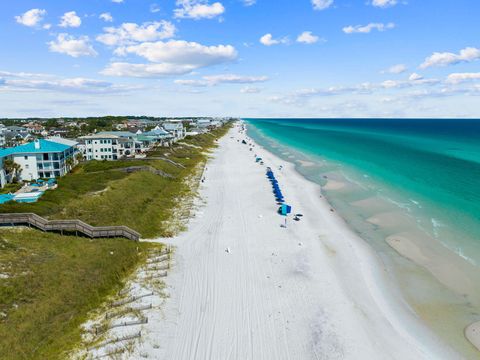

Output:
xmin=1 ymin=0 xmax=480 ymax=118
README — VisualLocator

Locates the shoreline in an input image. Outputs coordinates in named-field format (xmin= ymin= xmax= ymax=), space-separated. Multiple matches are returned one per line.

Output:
xmin=127 ymin=123 xmax=458 ymax=359
xmin=243 ymin=125 xmax=460 ymax=358
xmin=247 ymin=121 xmax=480 ymax=355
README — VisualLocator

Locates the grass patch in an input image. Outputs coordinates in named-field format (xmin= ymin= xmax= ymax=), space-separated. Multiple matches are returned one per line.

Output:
xmin=0 ymin=183 xmax=22 ymax=194
xmin=0 ymin=124 xmax=232 ymax=358
xmin=0 ymin=125 xmax=232 ymax=238
xmin=0 ymin=229 xmax=159 ymax=360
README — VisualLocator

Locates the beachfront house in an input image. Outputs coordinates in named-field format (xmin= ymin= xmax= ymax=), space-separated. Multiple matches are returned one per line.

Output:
xmin=80 ymin=134 xmax=134 ymax=161
xmin=0 ymin=138 xmax=78 ymax=186
xmin=141 ymin=127 xmax=174 ymax=147
xmin=162 ymin=122 xmax=186 ymax=142
xmin=80 ymin=128 xmax=176 ymax=161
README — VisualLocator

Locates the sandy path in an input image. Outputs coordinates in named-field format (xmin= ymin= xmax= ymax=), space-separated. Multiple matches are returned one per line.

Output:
xmin=137 ymin=125 xmax=458 ymax=360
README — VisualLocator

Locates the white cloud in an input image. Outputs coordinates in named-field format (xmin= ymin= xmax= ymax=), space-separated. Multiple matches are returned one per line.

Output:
xmin=102 ymin=40 xmax=237 ymax=77
xmin=48 ymin=34 xmax=97 ymax=58
xmin=243 ymin=0 xmax=256 ymax=6
xmin=175 ymin=74 xmax=268 ymax=86
xmin=383 ymin=64 xmax=407 ymax=74
xmin=409 ymin=72 xmax=423 ymax=81
xmin=420 ymin=47 xmax=480 ymax=69
xmin=312 ymin=0 xmax=333 ymax=10
xmin=260 ymin=33 xmax=288 ymax=46
xmin=260 ymin=34 xmax=276 ymax=46
xmin=241 ymin=86 xmax=261 ymax=93
xmin=150 ymin=4 xmax=161 ymax=13
xmin=371 ymin=0 xmax=397 ymax=8
xmin=101 ymin=62 xmax=197 ymax=77
xmin=174 ymin=0 xmax=225 ymax=20
xmin=99 ymin=13 xmax=114 ymax=22
xmin=111 ymin=0 xmax=124 ymax=3
xmin=15 ymin=9 xmax=47 ymax=27
xmin=59 ymin=11 xmax=82 ymax=28
xmin=0 ymin=71 xmax=133 ymax=94
xmin=446 ymin=73 xmax=480 ymax=84
xmin=297 ymin=31 xmax=320 ymax=44
xmin=381 ymin=79 xmax=404 ymax=89
xmin=268 ymin=73 xmax=445 ymax=106
xmin=118 ymin=40 xmax=236 ymax=63
xmin=97 ymin=21 xmax=176 ymax=46
xmin=343 ymin=22 xmax=395 ymax=34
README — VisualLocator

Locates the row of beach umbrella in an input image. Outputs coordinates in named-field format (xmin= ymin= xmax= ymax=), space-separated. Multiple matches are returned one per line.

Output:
xmin=266 ymin=168 xmax=285 ymax=203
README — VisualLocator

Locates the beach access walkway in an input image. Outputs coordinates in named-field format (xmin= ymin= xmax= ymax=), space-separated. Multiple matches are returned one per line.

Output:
xmin=0 ymin=213 xmax=140 ymax=241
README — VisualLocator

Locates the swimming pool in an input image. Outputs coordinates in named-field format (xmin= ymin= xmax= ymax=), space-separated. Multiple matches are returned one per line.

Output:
xmin=0 ymin=191 xmax=45 ymax=204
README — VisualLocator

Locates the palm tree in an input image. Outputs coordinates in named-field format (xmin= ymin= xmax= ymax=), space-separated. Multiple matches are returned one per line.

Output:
xmin=3 ymin=159 xmax=22 ymax=183
xmin=75 ymin=152 xmax=84 ymax=164
xmin=65 ymin=156 xmax=74 ymax=171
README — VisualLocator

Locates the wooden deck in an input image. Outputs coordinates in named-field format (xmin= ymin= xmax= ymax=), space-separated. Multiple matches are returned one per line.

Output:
xmin=0 ymin=213 xmax=141 ymax=241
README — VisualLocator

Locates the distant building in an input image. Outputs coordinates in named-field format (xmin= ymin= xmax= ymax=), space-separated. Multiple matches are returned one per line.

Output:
xmin=0 ymin=138 xmax=78 ymax=185
xmin=142 ymin=127 xmax=174 ymax=146
xmin=162 ymin=122 xmax=186 ymax=141
xmin=24 ymin=122 xmax=45 ymax=134
xmin=4 ymin=125 xmax=31 ymax=146
xmin=79 ymin=128 xmax=176 ymax=161
xmin=0 ymin=124 xmax=6 ymax=148
xmin=80 ymin=134 xmax=127 ymax=161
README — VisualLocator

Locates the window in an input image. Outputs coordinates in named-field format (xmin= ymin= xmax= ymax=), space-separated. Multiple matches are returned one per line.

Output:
xmin=25 ymin=164 xmax=29 ymax=169
xmin=24 ymin=156 xmax=28 ymax=160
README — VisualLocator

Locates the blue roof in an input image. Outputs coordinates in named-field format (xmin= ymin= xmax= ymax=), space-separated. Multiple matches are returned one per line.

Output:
xmin=0 ymin=139 xmax=72 ymax=158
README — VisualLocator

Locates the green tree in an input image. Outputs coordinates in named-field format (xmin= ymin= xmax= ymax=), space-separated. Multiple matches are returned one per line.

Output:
xmin=3 ymin=159 xmax=22 ymax=183
xmin=75 ymin=152 xmax=84 ymax=164
xmin=65 ymin=157 xmax=74 ymax=171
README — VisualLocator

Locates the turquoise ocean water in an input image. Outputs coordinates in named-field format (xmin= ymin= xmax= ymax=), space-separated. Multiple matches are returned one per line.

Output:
xmin=246 ymin=118 xmax=480 ymax=355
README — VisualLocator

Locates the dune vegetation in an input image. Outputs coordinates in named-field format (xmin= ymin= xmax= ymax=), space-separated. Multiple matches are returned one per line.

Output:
xmin=0 ymin=124 xmax=231 ymax=359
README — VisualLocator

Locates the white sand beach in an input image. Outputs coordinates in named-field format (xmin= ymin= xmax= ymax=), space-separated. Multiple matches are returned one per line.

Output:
xmin=128 ymin=123 xmax=460 ymax=359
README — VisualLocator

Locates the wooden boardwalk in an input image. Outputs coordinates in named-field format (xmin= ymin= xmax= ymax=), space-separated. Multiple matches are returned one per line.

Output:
xmin=0 ymin=213 xmax=140 ymax=241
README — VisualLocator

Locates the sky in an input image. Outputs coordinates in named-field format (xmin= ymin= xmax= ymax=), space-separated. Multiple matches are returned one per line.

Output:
xmin=1 ymin=0 xmax=480 ymax=118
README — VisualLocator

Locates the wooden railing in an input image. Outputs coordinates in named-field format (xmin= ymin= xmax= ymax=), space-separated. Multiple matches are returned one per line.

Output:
xmin=0 ymin=213 xmax=140 ymax=241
